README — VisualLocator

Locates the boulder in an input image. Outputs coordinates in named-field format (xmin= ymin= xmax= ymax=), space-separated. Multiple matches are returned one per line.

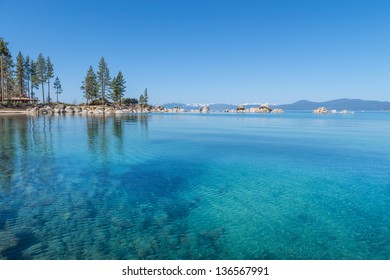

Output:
xmin=55 ymin=103 xmax=65 ymax=110
xmin=313 ymin=107 xmax=329 ymax=114
xmin=249 ymin=107 xmax=260 ymax=113
xmin=200 ymin=106 xmax=210 ymax=113
xmin=271 ymin=108 xmax=284 ymax=113
xmin=258 ymin=106 xmax=272 ymax=113
xmin=65 ymin=106 xmax=75 ymax=113
xmin=38 ymin=108 xmax=49 ymax=115
xmin=237 ymin=105 xmax=246 ymax=112
xmin=74 ymin=106 xmax=82 ymax=113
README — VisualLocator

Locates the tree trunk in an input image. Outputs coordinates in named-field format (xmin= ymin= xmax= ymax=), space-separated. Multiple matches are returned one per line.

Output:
xmin=41 ymin=81 xmax=45 ymax=104
xmin=47 ymin=79 xmax=51 ymax=103
xmin=0 ymin=55 xmax=3 ymax=102
xmin=27 ymin=78 xmax=30 ymax=98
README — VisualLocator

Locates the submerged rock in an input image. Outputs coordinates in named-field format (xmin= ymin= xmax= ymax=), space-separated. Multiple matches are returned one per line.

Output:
xmin=0 ymin=229 xmax=19 ymax=252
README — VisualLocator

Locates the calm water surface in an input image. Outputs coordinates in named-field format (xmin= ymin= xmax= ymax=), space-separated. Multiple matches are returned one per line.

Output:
xmin=1 ymin=112 xmax=390 ymax=259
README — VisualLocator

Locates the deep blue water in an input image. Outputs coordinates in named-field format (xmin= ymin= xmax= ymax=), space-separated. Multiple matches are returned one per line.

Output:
xmin=1 ymin=112 xmax=390 ymax=259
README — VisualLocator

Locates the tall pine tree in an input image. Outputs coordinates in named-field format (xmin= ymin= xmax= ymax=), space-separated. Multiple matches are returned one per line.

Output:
xmin=97 ymin=56 xmax=111 ymax=103
xmin=81 ymin=66 xmax=99 ymax=105
xmin=109 ymin=71 xmax=126 ymax=106
xmin=46 ymin=57 xmax=54 ymax=103
xmin=139 ymin=88 xmax=149 ymax=106
xmin=24 ymin=55 xmax=31 ymax=97
xmin=36 ymin=53 xmax=46 ymax=103
xmin=144 ymin=88 xmax=149 ymax=105
xmin=0 ymin=38 xmax=14 ymax=101
xmin=30 ymin=60 xmax=39 ymax=100
xmin=53 ymin=76 xmax=62 ymax=102
xmin=15 ymin=51 xmax=25 ymax=97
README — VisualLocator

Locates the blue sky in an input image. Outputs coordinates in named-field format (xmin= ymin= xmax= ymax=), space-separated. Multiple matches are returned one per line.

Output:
xmin=1 ymin=0 xmax=389 ymax=104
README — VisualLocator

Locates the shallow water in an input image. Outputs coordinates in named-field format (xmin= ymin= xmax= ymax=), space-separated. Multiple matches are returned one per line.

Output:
xmin=1 ymin=112 xmax=390 ymax=259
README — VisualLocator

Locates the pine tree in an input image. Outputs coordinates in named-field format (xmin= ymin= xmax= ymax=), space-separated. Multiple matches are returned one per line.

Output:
xmin=36 ymin=53 xmax=46 ymax=103
xmin=109 ymin=71 xmax=126 ymax=106
xmin=30 ymin=60 xmax=39 ymax=100
xmin=53 ymin=76 xmax=62 ymax=102
xmin=97 ymin=56 xmax=111 ymax=103
xmin=15 ymin=51 xmax=25 ymax=97
xmin=0 ymin=38 xmax=14 ymax=102
xmin=144 ymin=88 xmax=149 ymax=105
xmin=24 ymin=55 xmax=31 ymax=97
xmin=139 ymin=88 xmax=149 ymax=106
xmin=139 ymin=94 xmax=145 ymax=106
xmin=46 ymin=57 xmax=54 ymax=103
xmin=81 ymin=66 xmax=99 ymax=105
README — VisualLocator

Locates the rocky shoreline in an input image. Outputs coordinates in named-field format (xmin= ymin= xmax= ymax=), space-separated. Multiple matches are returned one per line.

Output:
xmin=1 ymin=103 xmax=286 ymax=115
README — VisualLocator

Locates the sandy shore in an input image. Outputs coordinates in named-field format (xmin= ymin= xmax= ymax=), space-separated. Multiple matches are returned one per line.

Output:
xmin=0 ymin=109 xmax=30 ymax=114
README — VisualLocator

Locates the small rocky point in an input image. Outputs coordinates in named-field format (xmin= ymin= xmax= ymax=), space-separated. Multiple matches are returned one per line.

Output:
xmin=313 ymin=107 xmax=329 ymax=114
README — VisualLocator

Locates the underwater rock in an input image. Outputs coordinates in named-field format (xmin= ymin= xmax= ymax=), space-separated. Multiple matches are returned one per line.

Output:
xmin=153 ymin=210 xmax=169 ymax=227
xmin=0 ymin=229 xmax=19 ymax=252
xmin=133 ymin=237 xmax=157 ymax=259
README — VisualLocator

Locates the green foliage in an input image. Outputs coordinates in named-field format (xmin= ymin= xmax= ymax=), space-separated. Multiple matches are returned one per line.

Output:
xmin=122 ymin=98 xmax=138 ymax=106
xmin=90 ymin=98 xmax=111 ymax=106
xmin=24 ymin=55 xmax=31 ymax=96
xmin=97 ymin=56 xmax=111 ymax=101
xmin=46 ymin=57 xmax=54 ymax=103
xmin=139 ymin=88 xmax=149 ymax=106
xmin=144 ymin=88 xmax=149 ymax=104
xmin=53 ymin=76 xmax=63 ymax=102
xmin=0 ymin=37 xmax=14 ymax=101
xmin=81 ymin=66 xmax=99 ymax=104
xmin=109 ymin=71 xmax=126 ymax=105
xmin=36 ymin=53 xmax=46 ymax=103
xmin=16 ymin=51 xmax=25 ymax=96
xmin=30 ymin=60 xmax=39 ymax=98
xmin=46 ymin=57 xmax=54 ymax=80
xmin=139 ymin=94 xmax=145 ymax=105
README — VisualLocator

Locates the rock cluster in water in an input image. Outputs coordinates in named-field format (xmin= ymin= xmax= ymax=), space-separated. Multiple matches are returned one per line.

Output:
xmin=313 ymin=107 xmax=329 ymax=114
xmin=26 ymin=104 xmax=170 ymax=115
xmin=22 ymin=103 xmax=286 ymax=115
xmin=225 ymin=105 xmax=283 ymax=113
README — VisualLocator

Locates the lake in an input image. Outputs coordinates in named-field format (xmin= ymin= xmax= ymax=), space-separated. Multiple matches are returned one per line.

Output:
xmin=1 ymin=112 xmax=390 ymax=259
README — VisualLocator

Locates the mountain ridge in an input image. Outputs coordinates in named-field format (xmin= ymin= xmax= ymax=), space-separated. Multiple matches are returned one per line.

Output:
xmin=160 ymin=98 xmax=390 ymax=111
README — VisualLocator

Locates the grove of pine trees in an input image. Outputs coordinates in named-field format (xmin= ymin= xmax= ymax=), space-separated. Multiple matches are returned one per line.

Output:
xmin=0 ymin=37 xmax=61 ymax=104
xmin=81 ymin=57 xmax=133 ymax=106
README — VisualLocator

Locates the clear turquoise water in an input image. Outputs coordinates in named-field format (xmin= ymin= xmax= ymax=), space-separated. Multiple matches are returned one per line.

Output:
xmin=1 ymin=112 xmax=390 ymax=260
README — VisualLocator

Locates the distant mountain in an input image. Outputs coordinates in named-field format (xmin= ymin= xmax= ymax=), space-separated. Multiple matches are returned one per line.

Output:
xmin=161 ymin=103 xmax=199 ymax=110
xmin=277 ymin=99 xmax=390 ymax=111
xmin=161 ymin=102 xmax=237 ymax=111
xmin=160 ymin=99 xmax=390 ymax=111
